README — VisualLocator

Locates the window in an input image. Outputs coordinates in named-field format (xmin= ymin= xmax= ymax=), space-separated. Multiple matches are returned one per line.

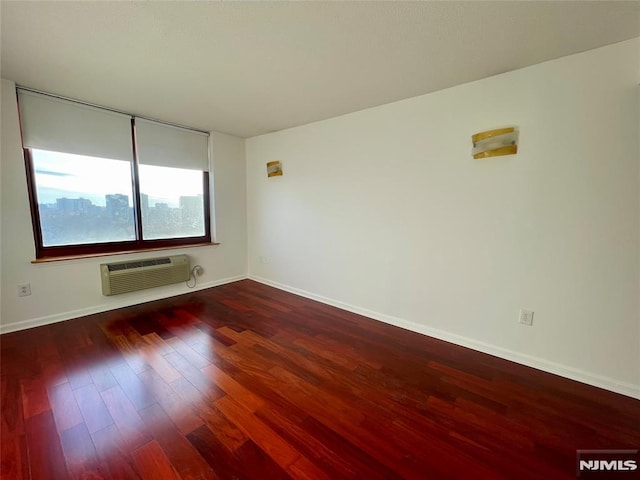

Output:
xmin=32 ymin=149 xmax=136 ymax=246
xmin=18 ymin=89 xmax=211 ymax=259
xmin=139 ymin=165 xmax=205 ymax=240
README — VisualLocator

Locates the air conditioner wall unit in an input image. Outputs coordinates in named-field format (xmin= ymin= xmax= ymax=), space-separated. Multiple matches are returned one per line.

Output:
xmin=100 ymin=254 xmax=190 ymax=296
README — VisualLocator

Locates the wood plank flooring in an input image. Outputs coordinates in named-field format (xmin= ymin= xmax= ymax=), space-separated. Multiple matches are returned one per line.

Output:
xmin=1 ymin=279 xmax=639 ymax=479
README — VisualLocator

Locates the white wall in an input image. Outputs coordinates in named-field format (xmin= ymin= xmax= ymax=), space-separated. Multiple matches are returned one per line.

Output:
xmin=0 ymin=79 xmax=248 ymax=333
xmin=247 ymin=39 xmax=640 ymax=398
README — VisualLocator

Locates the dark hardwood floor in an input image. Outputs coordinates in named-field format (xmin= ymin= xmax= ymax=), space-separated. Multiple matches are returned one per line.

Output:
xmin=1 ymin=279 xmax=639 ymax=479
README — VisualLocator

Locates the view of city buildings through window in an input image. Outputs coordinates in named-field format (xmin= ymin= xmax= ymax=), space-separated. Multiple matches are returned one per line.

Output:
xmin=33 ymin=149 xmax=205 ymax=246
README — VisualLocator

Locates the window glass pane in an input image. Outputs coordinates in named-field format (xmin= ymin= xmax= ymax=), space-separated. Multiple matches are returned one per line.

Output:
xmin=32 ymin=149 xmax=136 ymax=246
xmin=139 ymin=165 xmax=205 ymax=240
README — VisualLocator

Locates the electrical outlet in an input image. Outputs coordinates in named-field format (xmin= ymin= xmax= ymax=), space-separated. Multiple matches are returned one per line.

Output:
xmin=519 ymin=309 xmax=534 ymax=326
xmin=18 ymin=283 xmax=31 ymax=297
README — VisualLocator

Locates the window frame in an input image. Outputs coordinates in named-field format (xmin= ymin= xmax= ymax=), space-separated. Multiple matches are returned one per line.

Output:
xmin=23 ymin=118 xmax=212 ymax=260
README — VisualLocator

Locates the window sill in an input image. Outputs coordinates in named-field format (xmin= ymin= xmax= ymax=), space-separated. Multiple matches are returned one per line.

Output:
xmin=31 ymin=242 xmax=220 ymax=264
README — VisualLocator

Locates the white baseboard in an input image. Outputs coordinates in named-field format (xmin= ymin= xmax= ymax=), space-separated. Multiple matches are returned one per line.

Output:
xmin=249 ymin=274 xmax=640 ymax=400
xmin=0 ymin=274 xmax=248 ymax=335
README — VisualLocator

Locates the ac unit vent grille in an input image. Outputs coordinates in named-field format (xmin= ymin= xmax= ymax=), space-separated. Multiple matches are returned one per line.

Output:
xmin=107 ymin=257 xmax=171 ymax=272
xmin=100 ymin=255 xmax=190 ymax=296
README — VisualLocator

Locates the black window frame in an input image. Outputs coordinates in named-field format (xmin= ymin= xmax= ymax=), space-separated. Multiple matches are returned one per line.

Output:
xmin=23 ymin=118 xmax=212 ymax=260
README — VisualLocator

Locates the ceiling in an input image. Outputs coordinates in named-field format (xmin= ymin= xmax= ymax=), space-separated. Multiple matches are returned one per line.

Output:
xmin=2 ymin=1 xmax=639 ymax=138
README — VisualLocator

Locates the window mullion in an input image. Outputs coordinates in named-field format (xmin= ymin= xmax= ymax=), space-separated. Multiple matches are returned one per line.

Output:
xmin=130 ymin=118 xmax=144 ymax=246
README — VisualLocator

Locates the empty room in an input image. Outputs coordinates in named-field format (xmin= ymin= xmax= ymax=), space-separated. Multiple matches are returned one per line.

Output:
xmin=1 ymin=1 xmax=639 ymax=479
